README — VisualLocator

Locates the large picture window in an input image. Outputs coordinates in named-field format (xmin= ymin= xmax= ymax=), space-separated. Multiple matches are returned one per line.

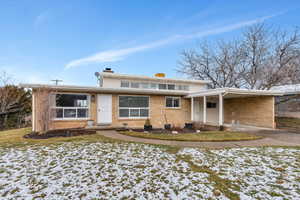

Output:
xmin=119 ymin=96 xmax=149 ymax=118
xmin=53 ymin=94 xmax=90 ymax=119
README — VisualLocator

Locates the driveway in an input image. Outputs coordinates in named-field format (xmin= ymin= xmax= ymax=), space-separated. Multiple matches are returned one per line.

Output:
xmin=97 ymin=130 xmax=300 ymax=148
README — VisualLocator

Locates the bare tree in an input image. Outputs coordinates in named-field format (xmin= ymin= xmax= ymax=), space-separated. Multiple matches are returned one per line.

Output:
xmin=0 ymin=71 xmax=31 ymax=130
xmin=178 ymin=23 xmax=300 ymax=89
xmin=178 ymin=40 xmax=245 ymax=88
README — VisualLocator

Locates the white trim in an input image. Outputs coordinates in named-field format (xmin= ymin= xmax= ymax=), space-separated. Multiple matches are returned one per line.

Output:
xmin=118 ymin=95 xmax=150 ymax=119
xmin=191 ymin=97 xmax=194 ymax=121
xmin=187 ymin=87 xmax=283 ymax=98
xmin=20 ymin=84 xmax=189 ymax=96
xmin=203 ymin=96 xmax=207 ymax=124
xmin=165 ymin=96 xmax=181 ymax=109
xmin=32 ymin=93 xmax=35 ymax=131
xmin=219 ymin=94 xmax=223 ymax=126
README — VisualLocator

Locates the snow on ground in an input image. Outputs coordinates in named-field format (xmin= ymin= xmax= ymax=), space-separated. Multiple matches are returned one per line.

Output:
xmin=0 ymin=142 xmax=299 ymax=200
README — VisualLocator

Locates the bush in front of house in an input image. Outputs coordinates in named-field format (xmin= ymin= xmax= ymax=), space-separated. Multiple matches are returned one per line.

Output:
xmin=144 ymin=119 xmax=152 ymax=131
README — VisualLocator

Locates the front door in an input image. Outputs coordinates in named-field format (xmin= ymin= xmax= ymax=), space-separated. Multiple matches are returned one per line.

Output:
xmin=97 ymin=94 xmax=112 ymax=124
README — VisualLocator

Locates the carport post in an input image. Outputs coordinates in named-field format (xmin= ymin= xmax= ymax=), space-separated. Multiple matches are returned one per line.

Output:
xmin=203 ymin=96 xmax=207 ymax=124
xmin=219 ymin=94 xmax=224 ymax=126
xmin=191 ymin=97 xmax=194 ymax=121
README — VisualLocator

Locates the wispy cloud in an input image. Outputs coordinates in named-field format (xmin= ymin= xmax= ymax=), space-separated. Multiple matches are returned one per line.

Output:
xmin=65 ymin=14 xmax=279 ymax=69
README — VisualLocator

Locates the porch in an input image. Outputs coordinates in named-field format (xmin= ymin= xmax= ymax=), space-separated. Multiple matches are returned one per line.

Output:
xmin=187 ymin=88 xmax=282 ymax=129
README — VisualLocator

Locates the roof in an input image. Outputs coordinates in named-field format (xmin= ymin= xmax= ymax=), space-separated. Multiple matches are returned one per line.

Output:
xmin=271 ymin=84 xmax=300 ymax=95
xmin=100 ymin=72 xmax=211 ymax=84
xmin=186 ymin=87 xmax=283 ymax=98
xmin=19 ymin=84 xmax=190 ymax=96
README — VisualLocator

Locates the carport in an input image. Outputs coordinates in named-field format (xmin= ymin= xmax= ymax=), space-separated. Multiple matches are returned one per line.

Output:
xmin=186 ymin=88 xmax=283 ymax=129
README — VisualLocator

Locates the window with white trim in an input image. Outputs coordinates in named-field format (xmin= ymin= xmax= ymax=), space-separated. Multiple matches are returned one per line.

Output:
xmin=53 ymin=94 xmax=90 ymax=119
xmin=166 ymin=97 xmax=180 ymax=108
xmin=121 ymin=80 xmax=130 ymax=88
xmin=119 ymin=80 xmax=189 ymax=91
xmin=119 ymin=96 xmax=149 ymax=118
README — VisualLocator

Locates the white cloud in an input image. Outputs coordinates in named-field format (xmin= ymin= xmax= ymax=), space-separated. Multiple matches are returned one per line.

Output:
xmin=65 ymin=14 xmax=279 ymax=69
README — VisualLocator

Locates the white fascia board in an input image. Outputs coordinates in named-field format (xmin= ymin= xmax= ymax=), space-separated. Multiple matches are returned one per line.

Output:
xmin=186 ymin=87 xmax=283 ymax=98
xmin=19 ymin=84 xmax=189 ymax=95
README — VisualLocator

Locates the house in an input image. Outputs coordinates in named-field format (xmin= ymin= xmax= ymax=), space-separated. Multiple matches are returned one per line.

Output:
xmin=21 ymin=68 xmax=283 ymax=132
xmin=271 ymin=84 xmax=300 ymax=118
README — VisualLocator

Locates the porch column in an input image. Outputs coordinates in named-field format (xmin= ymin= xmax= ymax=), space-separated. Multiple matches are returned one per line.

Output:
xmin=219 ymin=94 xmax=223 ymax=126
xmin=32 ymin=92 xmax=35 ymax=132
xmin=203 ymin=96 xmax=207 ymax=124
xmin=191 ymin=97 xmax=194 ymax=121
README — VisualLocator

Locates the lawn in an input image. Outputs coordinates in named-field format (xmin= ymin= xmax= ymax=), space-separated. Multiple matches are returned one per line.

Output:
xmin=0 ymin=128 xmax=299 ymax=199
xmin=119 ymin=131 xmax=262 ymax=142
xmin=0 ymin=128 xmax=118 ymax=148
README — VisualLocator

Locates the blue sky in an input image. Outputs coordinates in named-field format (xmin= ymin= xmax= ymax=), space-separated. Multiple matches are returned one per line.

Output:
xmin=1 ymin=0 xmax=300 ymax=86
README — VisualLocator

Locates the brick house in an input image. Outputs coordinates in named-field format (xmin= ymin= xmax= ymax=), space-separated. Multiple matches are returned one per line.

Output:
xmin=21 ymin=68 xmax=282 ymax=132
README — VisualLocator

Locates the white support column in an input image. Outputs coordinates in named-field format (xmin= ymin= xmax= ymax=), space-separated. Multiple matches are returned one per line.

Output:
xmin=219 ymin=94 xmax=223 ymax=126
xmin=32 ymin=93 xmax=35 ymax=132
xmin=191 ymin=97 xmax=194 ymax=121
xmin=203 ymin=96 xmax=207 ymax=124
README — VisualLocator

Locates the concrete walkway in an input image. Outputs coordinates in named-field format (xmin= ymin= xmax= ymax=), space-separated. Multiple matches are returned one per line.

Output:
xmin=98 ymin=130 xmax=300 ymax=148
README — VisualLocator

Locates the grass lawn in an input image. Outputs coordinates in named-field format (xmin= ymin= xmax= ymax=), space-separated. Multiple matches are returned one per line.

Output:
xmin=119 ymin=131 xmax=262 ymax=142
xmin=0 ymin=128 xmax=299 ymax=199
xmin=276 ymin=117 xmax=300 ymax=129
xmin=0 ymin=128 xmax=118 ymax=148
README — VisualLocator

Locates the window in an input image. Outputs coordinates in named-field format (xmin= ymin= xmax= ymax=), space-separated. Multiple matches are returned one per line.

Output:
xmin=121 ymin=81 xmax=130 ymax=88
xmin=207 ymin=102 xmax=217 ymax=108
xmin=119 ymin=80 xmax=190 ymax=91
xmin=167 ymin=84 xmax=175 ymax=90
xmin=53 ymin=94 xmax=89 ymax=119
xmin=150 ymin=83 xmax=157 ymax=89
xmin=131 ymin=82 xmax=140 ymax=88
xmin=158 ymin=84 xmax=167 ymax=90
xmin=166 ymin=97 xmax=180 ymax=108
xmin=182 ymin=85 xmax=189 ymax=91
xmin=140 ymin=82 xmax=150 ymax=89
xmin=119 ymin=96 xmax=149 ymax=118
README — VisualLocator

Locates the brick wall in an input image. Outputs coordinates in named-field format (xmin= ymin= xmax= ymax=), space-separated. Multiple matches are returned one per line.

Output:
xmin=111 ymin=94 xmax=191 ymax=128
xmin=33 ymin=90 xmax=191 ymax=131
xmin=224 ymin=96 xmax=275 ymax=128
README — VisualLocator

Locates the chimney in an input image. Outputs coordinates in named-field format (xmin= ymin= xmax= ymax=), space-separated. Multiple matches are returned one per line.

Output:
xmin=103 ymin=67 xmax=114 ymax=73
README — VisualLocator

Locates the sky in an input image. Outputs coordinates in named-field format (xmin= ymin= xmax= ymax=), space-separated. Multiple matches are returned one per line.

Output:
xmin=0 ymin=0 xmax=300 ymax=86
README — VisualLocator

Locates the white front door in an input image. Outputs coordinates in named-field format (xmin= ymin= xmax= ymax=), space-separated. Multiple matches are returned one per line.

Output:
xmin=97 ymin=94 xmax=112 ymax=124
xmin=194 ymin=99 xmax=201 ymax=121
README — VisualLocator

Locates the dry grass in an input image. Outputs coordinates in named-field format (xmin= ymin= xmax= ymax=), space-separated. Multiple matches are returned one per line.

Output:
xmin=119 ymin=131 xmax=262 ymax=142
xmin=0 ymin=128 xmax=119 ymax=148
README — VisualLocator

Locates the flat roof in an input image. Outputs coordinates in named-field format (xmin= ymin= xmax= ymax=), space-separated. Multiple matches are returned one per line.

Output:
xmin=100 ymin=72 xmax=211 ymax=84
xmin=20 ymin=84 xmax=190 ymax=96
xmin=186 ymin=88 xmax=283 ymax=98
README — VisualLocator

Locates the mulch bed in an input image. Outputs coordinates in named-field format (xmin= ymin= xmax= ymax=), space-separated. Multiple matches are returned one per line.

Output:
xmin=117 ymin=125 xmax=223 ymax=134
xmin=130 ymin=128 xmax=197 ymax=134
xmin=24 ymin=128 xmax=96 ymax=139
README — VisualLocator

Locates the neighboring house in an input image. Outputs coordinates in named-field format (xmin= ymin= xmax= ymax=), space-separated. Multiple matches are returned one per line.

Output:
xmin=21 ymin=68 xmax=282 ymax=132
xmin=271 ymin=84 xmax=300 ymax=118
